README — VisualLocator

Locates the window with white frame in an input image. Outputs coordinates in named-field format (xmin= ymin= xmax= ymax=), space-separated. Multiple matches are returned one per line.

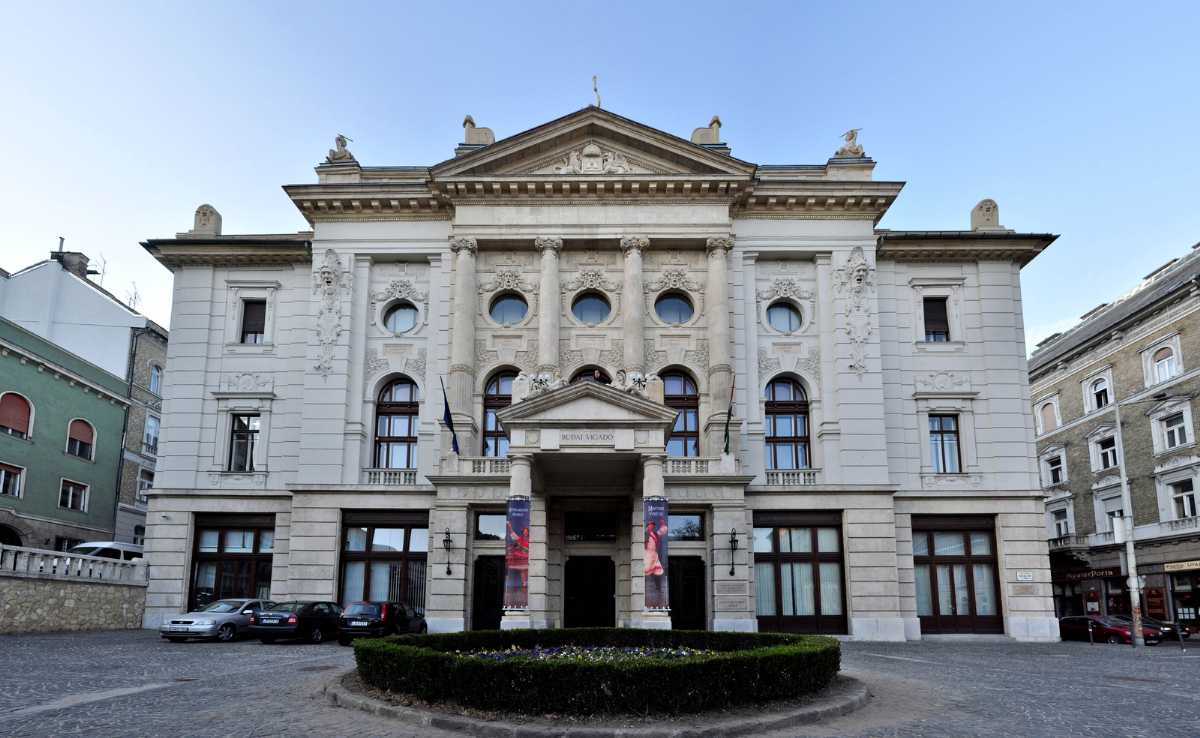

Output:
xmin=143 ymin=416 xmax=160 ymax=455
xmin=1095 ymin=436 xmax=1118 ymax=470
xmin=1099 ymin=494 xmax=1124 ymax=532
xmin=59 ymin=479 xmax=88 ymax=512
xmin=1089 ymin=376 xmax=1110 ymax=411
xmin=910 ymin=280 xmax=964 ymax=347
xmin=1163 ymin=412 xmax=1190 ymax=450
xmin=1143 ymin=336 xmax=1183 ymax=387
xmin=1036 ymin=396 xmax=1061 ymax=435
xmin=133 ymin=525 xmax=146 ymax=546
xmin=1171 ymin=478 xmax=1197 ymax=519
xmin=0 ymin=462 xmax=22 ymax=498
xmin=149 ymin=365 xmax=163 ymax=395
xmin=137 ymin=468 xmax=154 ymax=504
xmin=928 ymin=414 xmax=962 ymax=474
xmin=1051 ymin=508 xmax=1071 ymax=537
xmin=1042 ymin=452 xmax=1066 ymax=486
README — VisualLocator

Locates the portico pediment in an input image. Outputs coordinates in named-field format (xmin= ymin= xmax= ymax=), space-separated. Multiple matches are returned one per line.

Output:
xmin=431 ymin=107 xmax=756 ymax=180
xmin=495 ymin=380 xmax=678 ymax=430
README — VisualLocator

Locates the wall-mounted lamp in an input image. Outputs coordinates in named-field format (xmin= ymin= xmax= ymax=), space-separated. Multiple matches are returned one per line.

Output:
xmin=442 ymin=528 xmax=453 ymax=575
xmin=728 ymin=527 xmax=739 ymax=576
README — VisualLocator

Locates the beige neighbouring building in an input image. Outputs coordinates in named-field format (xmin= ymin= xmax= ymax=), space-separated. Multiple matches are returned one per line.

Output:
xmin=140 ymin=107 xmax=1059 ymax=640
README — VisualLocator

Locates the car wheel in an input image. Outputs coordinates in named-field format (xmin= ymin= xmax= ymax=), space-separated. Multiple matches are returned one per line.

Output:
xmin=338 ymin=636 xmax=351 ymax=647
xmin=309 ymin=626 xmax=324 ymax=644
xmin=1106 ymin=634 xmax=1122 ymax=644
xmin=216 ymin=624 xmax=236 ymax=642
xmin=259 ymin=637 xmax=276 ymax=644
xmin=167 ymin=637 xmax=187 ymax=643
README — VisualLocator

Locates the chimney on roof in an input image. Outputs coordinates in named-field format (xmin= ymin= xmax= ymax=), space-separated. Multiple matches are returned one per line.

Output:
xmin=455 ymin=115 xmax=495 ymax=157
xmin=49 ymin=249 xmax=95 ymax=280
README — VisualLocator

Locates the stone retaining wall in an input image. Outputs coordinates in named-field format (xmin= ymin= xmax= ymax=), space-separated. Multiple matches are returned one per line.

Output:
xmin=0 ymin=575 xmax=146 ymax=634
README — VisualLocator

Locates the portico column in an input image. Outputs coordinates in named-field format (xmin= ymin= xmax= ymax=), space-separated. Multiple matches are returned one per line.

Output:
xmin=620 ymin=236 xmax=650 ymax=374
xmin=502 ymin=454 xmax=544 ymax=629
xmin=534 ymin=237 xmax=563 ymax=375
xmin=705 ymin=236 xmax=735 ymax=456
xmin=448 ymin=236 xmax=478 ymax=452
xmin=632 ymin=454 xmax=672 ymax=629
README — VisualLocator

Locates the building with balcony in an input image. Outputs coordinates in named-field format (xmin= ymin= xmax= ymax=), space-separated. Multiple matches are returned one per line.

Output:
xmin=139 ymin=107 xmax=1058 ymax=640
xmin=1031 ymin=242 xmax=1200 ymax=632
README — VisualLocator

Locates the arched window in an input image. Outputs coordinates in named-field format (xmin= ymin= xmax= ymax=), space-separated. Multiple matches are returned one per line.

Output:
xmin=483 ymin=371 xmax=516 ymax=457
xmin=149 ymin=365 xmax=163 ymax=395
xmin=66 ymin=419 xmax=95 ymax=460
xmin=1091 ymin=378 xmax=1109 ymax=409
xmin=0 ymin=393 xmax=32 ymax=439
xmin=764 ymin=378 xmax=809 ymax=470
xmin=663 ymin=372 xmax=699 ymax=457
xmin=1039 ymin=403 xmax=1058 ymax=433
xmin=571 ymin=366 xmax=612 ymax=384
xmin=374 ymin=378 xmax=419 ymax=469
xmin=1153 ymin=346 xmax=1178 ymax=383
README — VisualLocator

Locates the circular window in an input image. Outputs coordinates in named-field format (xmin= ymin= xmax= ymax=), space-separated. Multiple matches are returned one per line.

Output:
xmin=572 ymin=292 xmax=611 ymax=326
xmin=489 ymin=293 xmax=528 ymax=326
xmin=383 ymin=302 xmax=418 ymax=333
xmin=655 ymin=292 xmax=694 ymax=325
xmin=767 ymin=302 xmax=802 ymax=333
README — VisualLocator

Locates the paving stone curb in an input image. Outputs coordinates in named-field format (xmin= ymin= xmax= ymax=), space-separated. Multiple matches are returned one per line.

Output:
xmin=323 ymin=670 xmax=870 ymax=737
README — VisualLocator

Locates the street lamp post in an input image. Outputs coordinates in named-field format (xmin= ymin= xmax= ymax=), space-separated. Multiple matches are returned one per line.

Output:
xmin=1111 ymin=391 xmax=1168 ymax=649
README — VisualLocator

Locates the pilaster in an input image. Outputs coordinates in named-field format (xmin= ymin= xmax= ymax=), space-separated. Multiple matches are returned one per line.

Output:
xmin=704 ymin=236 xmax=735 ymax=456
xmin=535 ymin=237 xmax=563 ymax=374
xmin=620 ymin=236 xmax=649 ymax=374
xmin=447 ymin=236 xmax=479 ymax=451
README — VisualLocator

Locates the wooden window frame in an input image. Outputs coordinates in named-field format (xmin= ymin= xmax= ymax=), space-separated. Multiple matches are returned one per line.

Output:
xmin=337 ymin=512 xmax=429 ymax=612
xmin=239 ymin=299 xmax=267 ymax=344
xmin=929 ymin=414 xmax=962 ymax=474
xmin=764 ymin=378 xmax=810 ymax=470
xmin=922 ymin=296 xmax=951 ymax=342
xmin=227 ymin=413 xmax=261 ymax=472
xmin=58 ymin=478 xmax=89 ymax=512
xmin=663 ymin=372 xmax=699 ymax=458
xmin=0 ymin=462 xmax=23 ymax=498
xmin=374 ymin=378 xmax=419 ymax=469
xmin=482 ymin=371 xmax=515 ymax=457
xmin=911 ymin=518 xmax=1003 ymax=634
xmin=189 ymin=518 xmax=275 ymax=611
xmin=753 ymin=511 xmax=846 ymax=635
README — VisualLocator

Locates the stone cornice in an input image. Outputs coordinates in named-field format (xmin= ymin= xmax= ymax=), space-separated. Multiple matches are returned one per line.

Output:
xmin=877 ymin=231 xmax=1058 ymax=267
xmin=142 ymin=237 xmax=312 ymax=269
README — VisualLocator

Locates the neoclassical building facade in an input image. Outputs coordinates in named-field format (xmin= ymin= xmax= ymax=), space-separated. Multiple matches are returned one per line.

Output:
xmin=141 ymin=107 xmax=1058 ymax=640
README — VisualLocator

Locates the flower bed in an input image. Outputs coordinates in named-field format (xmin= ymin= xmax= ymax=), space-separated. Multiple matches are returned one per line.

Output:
xmin=354 ymin=628 xmax=840 ymax=715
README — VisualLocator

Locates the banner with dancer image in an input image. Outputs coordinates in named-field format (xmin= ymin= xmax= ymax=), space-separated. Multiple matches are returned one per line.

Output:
xmin=504 ymin=496 xmax=531 ymax=609
xmin=643 ymin=496 xmax=670 ymax=610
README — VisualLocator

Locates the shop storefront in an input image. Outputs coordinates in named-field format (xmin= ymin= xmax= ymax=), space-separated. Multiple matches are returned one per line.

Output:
xmin=1051 ymin=567 xmax=1118 ymax=619
xmin=1166 ymin=560 xmax=1200 ymax=631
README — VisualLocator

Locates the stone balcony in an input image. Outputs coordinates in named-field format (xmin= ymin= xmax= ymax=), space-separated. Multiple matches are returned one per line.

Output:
xmin=361 ymin=468 xmax=419 ymax=485
xmin=1069 ymin=514 xmax=1200 ymax=549
xmin=1048 ymin=534 xmax=1090 ymax=552
xmin=764 ymin=468 xmax=822 ymax=486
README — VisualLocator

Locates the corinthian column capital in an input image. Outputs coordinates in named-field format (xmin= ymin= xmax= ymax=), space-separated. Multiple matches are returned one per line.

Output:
xmin=620 ymin=236 xmax=650 ymax=255
xmin=450 ymin=236 xmax=478 ymax=254
xmin=706 ymin=236 xmax=733 ymax=254
xmin=534 ymin=236 xmax=564 ymax=253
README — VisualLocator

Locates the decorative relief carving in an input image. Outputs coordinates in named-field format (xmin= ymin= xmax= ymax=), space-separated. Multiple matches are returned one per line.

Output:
xmin=598 ymin=339 xmax=623 ymax=369
xmin=209 ymin=472 xmax=267 ymax=489
xmin=365 ymin=349 xmax=390 ymax=375
xmin=758 ymin=349 xmax=781 ymax=373
xmin=313 ymin=249 xmax=351 ymax=377
xmin=479 ymin=268 xmax=533 ymax=295
xmin=534 ymin=236 xmax=564 ymax=253
xmin=404 ymin=348 xmax=427 ymax=377
xmin=370 ymin=278 xmax=427 ymax=325
xmin=644 ymin=339 xmax=668 ymax=370
xmin=449 ymin=236 xmax=477 ymax=254
xmin=705 ymin=236 xmax=733 ymax=253
xmin=684 ymin=339 xmax=709 ymax=369
xmin=559 ymin=345 xmax=584 ymax=372
xmin=914 ymin=371 xmax=971 ymax=394
xmin=553 ymin=143 xmax=637 ymax=174
xmin=620 ymin=236 xmax=650 ymax=255
xmin=795 ymin=348 xmax=821 ymax=381
xmin=833 ymin=246 xmax=875 ymax=375
xmin=562 ymin=269 xmax=621 ymax=293
xmin=921 ymin=473 xmax=982 ymax=489
xmin=514 ymin=343 xmax=539 ymax=373
xmin=645 ymin=269 xmax=703 ymax=294
xmin=615 ymin=369 xmax=656 ymax=397
xmin=757 ymin=277 xmax=813 ymax=302
xmin=218 ymin=373 xmax=274 ymax=393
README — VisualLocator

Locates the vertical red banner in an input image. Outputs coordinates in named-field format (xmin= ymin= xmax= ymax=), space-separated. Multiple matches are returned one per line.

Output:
xmin=504 ymin=496 xmax=530 ymax=609
xmin=644 ymin=496 xmax=670 ymax=610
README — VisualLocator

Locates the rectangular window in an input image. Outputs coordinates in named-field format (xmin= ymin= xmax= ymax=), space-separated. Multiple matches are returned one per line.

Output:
xmin=1046 ymin=455 xmax=1064 ymax=485
xmin=1098 ymin=436 xmax=1118 ymax=469
xmin=133 ymin=525 xmax=146 ymax=546
xmin=240 ymin=300 xmax=266 ymax=344
xmin=1172 ymin=479 xmax=1197 ymax=519
xmin=137 ymin=468 xmax=154 ymax=504
xmin=753 ymin=514 xmax=845 ymax=634
xmin=667 ymin=514 xmax=704 ymax=541
xmin=0 ymin=463 xmax=22 ymax=498
xmin=923 ymin=297 xmax=950 ymax=342
xmin=59 ymin=479 xmax=88 ymax=511
xmin=929 ymin=414 xmax=962 ymax=474
xmin=189 ymin=517 xmax=275 ymax=610
xmin=911 ymin=519 xmax=1003 ymax=634
xmin=143 ymin=416 xmax=160 ymax=456
xmin=1052 ymin=509 xmax=1070 ymax=537
xmin=1163 ymin=413 xmax=1189 ymax=449
xmin=338 ymin=516 xmax=428 ymax=612
xmin=1101 ymin=496 xmax=1124 ymax=531
xmin=474 ymin=513 xmax=506 ymax=541
xmin=228 ymin=414 xmax=261 ymax=472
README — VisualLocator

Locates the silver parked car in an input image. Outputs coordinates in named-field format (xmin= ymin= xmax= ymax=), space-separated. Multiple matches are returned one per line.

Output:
xmin=160 ymin=599 xmax=274 ymax=643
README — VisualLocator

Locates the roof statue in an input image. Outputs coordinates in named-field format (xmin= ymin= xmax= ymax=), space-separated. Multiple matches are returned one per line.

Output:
xmin=462 ymin=115 xmax=495 ymax=146
xmin=690 ymin=116 xmax=722 ymax=145
xmin=970 ymin=198 xmax=1010 ymax=232
xmin=835 ymin=128 xmax=865 ymax=158
xmin=592 ymin=75 xmax=601 ymax=108
xmin=188 ymin=204 xmax=221 ymax=237
xmin=326 ymin=134 xmax=355 ymax=163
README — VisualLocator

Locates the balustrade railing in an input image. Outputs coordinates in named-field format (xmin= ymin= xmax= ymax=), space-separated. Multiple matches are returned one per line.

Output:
xmin=764 ymin=468 xmax=821 ymax=486
xmin=466 ymin=457 xmax=511 ymax=475
xmin=361 ymin=468 xmax=418 ymax=485
xmin=0 ymin=544 xmax=147 ymax=584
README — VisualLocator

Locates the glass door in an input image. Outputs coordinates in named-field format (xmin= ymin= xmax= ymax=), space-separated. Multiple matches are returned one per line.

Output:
xmin=913 ymin=523 xmax=1002 ymax=634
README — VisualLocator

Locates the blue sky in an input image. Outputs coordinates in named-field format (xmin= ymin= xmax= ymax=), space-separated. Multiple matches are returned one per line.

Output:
xmin=1 ymin=1 xmax=1197 ymax=350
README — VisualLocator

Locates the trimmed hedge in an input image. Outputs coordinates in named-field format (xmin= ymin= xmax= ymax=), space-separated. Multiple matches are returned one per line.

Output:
xmin=354 ymin=628 xmax=840 ymax=715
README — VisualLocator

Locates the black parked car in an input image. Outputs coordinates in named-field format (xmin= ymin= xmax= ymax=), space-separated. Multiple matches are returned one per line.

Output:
xmin=249 ymin=601 xmax=342 ymax=644
xmin=338 ymin=601 xmax=427 ymax=645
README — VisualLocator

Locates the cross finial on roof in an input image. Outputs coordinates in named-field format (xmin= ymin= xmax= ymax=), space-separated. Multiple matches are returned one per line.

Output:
xmin=592 ymin=75 xmax=601 ymax=108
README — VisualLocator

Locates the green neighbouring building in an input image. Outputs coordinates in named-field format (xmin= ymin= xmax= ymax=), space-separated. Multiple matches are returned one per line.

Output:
xmin=0 ymin=317 xmax=129 ymax=549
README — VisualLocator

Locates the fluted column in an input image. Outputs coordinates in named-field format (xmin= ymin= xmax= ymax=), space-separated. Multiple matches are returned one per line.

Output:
xmin=534 ymin=237 xmax=563 ymax=374
xmin=705 ymin=236 xmax=734 ymax=456
xmin=620 ymin=236 xmax=649 ymax=374
xmin=448 ymin=236 xmax=478 ymax=451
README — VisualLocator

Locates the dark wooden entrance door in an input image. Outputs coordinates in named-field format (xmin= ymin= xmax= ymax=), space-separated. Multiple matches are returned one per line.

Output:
xmin=564 ymin=556 xmax=615 ymax=627
xmin=913 ymin=519 xmax=1004 ymax=635
xmin=669 ymin=556 xmax=706 ymax=630
xmin=471 ymin=555 xmax=505 ymax=630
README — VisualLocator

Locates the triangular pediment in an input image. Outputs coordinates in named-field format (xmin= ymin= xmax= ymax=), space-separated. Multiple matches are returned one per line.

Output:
xmin=431 ymin=107 xmax=756 ymax=179
xmin=496 ymin=380 xmax=678 ymax=428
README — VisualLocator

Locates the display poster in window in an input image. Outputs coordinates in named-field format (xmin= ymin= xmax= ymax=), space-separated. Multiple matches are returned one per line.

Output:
xmin=504 ymin=496 xmax=530 ymax=610
xmin=643 ymin=496 xmax=670 ymax=610
xmin=1145 ymin=587 xmax=1168 ymax=619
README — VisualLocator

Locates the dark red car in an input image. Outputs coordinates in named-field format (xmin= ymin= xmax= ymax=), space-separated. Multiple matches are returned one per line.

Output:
xmin=1059 ymin=615 xmax=1161 ymax=645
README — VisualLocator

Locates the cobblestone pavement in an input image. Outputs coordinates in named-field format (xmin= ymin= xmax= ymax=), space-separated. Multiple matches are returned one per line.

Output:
xmin=1 ymin=630 xmax=1197 ymax=737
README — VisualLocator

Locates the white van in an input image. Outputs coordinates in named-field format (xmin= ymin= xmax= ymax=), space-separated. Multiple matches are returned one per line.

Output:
xmin=69 ymin=541 xmax=144 ymax=561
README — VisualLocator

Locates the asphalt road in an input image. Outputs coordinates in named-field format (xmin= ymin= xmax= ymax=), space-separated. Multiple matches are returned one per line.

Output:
xmin=0 ymin=630 xmax=1196 ymax=737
